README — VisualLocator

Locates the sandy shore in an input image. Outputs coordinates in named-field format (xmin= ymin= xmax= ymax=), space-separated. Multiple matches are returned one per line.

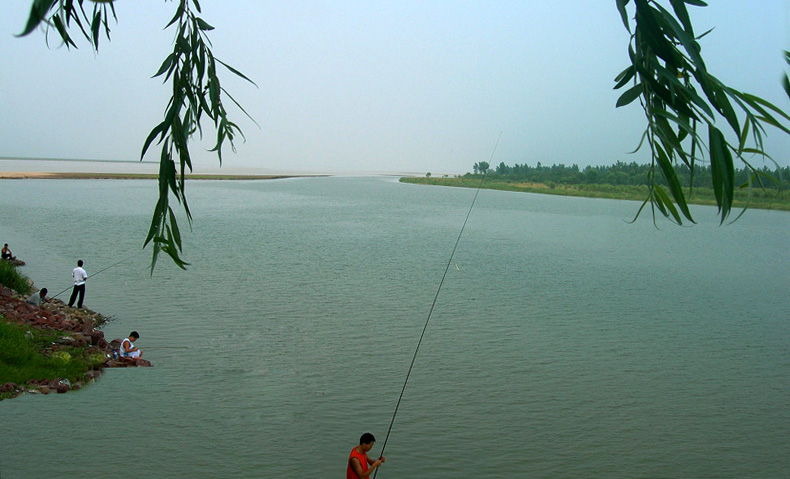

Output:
xmin=0 ymin=171 xmax=324 ymax=180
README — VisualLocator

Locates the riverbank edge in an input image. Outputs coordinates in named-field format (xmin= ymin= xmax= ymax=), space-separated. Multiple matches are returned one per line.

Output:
xmin=399 ymin=177 xmax=790 ymax=212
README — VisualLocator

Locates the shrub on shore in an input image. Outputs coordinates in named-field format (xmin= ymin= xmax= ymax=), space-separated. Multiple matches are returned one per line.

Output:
xmin=0 ymin=261 xmax=31 ymax=296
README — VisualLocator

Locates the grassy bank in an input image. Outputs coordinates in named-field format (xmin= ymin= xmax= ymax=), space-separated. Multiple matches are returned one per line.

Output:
xmin=0 ymin=260 xmax=32 ymax=296
xmin=0 ymin=320 xmax=106 ymax=398
xmin=400 ymin=177 xmax=790 ymax=212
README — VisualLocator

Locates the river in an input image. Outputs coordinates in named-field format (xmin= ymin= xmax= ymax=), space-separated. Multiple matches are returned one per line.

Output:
xmin=0 ymin=176 xmax=788 ymax=478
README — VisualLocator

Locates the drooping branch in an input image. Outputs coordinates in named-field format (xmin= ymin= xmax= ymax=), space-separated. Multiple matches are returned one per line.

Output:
xmin=19 ymin=0 xmax=257 ymax=271
xmin=615 ymin=0 xmax=790 ymax=224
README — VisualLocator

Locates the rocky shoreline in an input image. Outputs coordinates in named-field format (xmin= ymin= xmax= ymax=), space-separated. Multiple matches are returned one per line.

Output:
xmin=0 ymin=283 xmax=151 ymax=399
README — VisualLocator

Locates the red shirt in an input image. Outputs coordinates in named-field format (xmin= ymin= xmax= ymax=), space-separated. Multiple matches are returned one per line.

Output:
xmin=347 ymin=446 xmax=368 ymax=479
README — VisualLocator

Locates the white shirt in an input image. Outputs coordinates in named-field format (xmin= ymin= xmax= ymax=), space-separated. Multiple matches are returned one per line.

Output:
xmin=121 ymin=338 xmax=140 ymax=358
xmin=72 ymin=267 xmax=87 ymax=286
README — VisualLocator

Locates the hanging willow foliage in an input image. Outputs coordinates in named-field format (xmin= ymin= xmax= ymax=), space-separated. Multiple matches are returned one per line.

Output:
xmin=615 ymin=0 xmax=790 ymax=225
xmin=18 ymin=0 xmax=256 ymax=272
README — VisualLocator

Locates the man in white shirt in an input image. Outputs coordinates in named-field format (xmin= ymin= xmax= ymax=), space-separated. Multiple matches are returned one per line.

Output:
xmin=68 ymin=260 xmax=88 ymax=308
xmin=120 ymin=331 xmax=143 ymax=359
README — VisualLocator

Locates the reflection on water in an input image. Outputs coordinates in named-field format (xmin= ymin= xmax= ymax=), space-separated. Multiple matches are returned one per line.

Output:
xmin=0 ymin=177 xmax=788 ymax=478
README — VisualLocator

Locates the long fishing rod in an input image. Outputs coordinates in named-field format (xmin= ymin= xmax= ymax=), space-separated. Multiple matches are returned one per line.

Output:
xmin=372 ymin=133 xmax=502 ymax=478
xmin=51 ymin=251 xmax=141 ymax=299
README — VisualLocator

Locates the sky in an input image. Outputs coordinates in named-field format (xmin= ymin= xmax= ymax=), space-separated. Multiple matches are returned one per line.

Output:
xmin=1 ymin=1 xmax=789 ymax=175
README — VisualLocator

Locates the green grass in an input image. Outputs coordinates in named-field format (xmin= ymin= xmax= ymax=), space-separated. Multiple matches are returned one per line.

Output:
xmin=400 ymin=177 xmax=790 ymax=212
xmin=0 ymin=319 xmax=105 ymax=399
xmin=0 ymin=261 xmax=32 ymax=296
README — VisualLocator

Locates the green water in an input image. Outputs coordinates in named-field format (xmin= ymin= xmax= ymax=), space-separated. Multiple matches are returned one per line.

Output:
xmin=1 ymin=177 xmax=788 ymax=478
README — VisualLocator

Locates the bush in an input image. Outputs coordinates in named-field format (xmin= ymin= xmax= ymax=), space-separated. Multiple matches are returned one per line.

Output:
xmin=0 ymin=261 xmax=31 ymax=296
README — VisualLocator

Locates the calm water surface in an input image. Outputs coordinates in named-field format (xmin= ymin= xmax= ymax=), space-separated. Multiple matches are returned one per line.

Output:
xmin=0 ymin=177 xmax=788 ymax=478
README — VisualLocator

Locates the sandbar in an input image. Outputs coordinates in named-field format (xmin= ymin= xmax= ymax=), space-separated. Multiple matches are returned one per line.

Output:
xmin=0 ymin=171 xmax=323 ymax=180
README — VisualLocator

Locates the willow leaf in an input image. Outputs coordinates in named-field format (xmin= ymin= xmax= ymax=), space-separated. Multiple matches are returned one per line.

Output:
xmin=141 ymin=120 xmax=168 ymax=160
xmin=668 ymin=0 xmax=694 ymax=35
xmin=215 ymin=58 xmax=258 ymax=87
xmin=709 ymin=127 xmax=734 ymax=222
xmin=18 ymin=0 xmax=57 ymax=37
xmin=653 ymin=2 xmax=704 ymax=69
xmin=738 ymin=92 xmax=790 ymax=123
xmin=91 ymin=9 xmax=101 ymax=47
xmin=616 ymin=0 xmax=631 ymax=33
xmin=220 ymin=87 xmax=259 ymax=127
xmin=154 ymin=53 xmax=176 ymax=78
xmin=651 ymin=184 xmax=676 ymax=222
xmin=635 ymin=1 xmax=683 ymax=68
xmin=144 ymin=198 xmax=167 ymax=247
xmin=52 ymin=14 xmax=77 ymax=48
xmin=195 ymin=17 xmax=214 ymax=31
xmin=168 ymin=207 xmax=183 ymax=250
xmin=614 ymin=66 xmax=636 ymax=90
xmin=617 ymin=83 xmax=643 ymax=107
xmin=165 ymin=0 xmax=185 ymax=29
xmin=655 ymin=143 xmax=693 ymax=221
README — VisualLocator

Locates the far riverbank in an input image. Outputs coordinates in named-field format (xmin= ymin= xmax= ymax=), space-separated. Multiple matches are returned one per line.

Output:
xmin=400 ymin=176 xmax=790 ymax=212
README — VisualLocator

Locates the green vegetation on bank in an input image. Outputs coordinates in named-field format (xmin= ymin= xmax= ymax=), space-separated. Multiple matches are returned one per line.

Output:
xmin=473 ymin=160 xmax=790 ymax=192
xmin=400 ymin=174 xmax=790 ymax=212
xmin=0 ymin=260 xmax=31 ymax=296
xmin=0 ymin=320 xmax=105 ymax=399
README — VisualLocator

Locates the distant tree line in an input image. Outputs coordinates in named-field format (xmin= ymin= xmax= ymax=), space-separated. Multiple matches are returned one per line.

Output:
xmin=469 ymin=161 xmax=789 ymax=191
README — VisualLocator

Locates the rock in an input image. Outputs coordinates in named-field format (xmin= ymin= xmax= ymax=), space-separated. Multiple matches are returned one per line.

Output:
xmin=52 ymin=379 xmax=71 ymax=393
xmin=0 ymin=382 xmax=18 ymax=393
xmin=90 ymin=330 xmax=105 ymax=345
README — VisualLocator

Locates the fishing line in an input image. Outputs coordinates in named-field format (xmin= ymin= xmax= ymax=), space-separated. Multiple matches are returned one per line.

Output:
xmin=51 ymin=251 xmax=142 ymax=299
xmin=373 ymin=132 xmax=502 ymax=477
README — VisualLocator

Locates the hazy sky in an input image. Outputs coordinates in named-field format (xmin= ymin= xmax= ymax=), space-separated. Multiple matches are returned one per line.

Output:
xmin=1 ymin=1 xmax=789 ymax=175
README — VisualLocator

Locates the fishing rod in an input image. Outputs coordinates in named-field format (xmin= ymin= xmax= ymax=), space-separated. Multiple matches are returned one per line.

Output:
xmin=372 ymin=133 xmax=502 ymax=478
xmin=51 ymin=251 xmax=141 ymax=299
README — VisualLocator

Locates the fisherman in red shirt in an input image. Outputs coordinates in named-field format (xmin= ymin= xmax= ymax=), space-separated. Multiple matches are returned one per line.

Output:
xmin=347 ymin=432 xmax=385 ymax=479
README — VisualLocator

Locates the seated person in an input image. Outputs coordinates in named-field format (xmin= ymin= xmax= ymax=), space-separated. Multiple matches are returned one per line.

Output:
xmin=120 ymin=331 xmax=143 ymax=359
xmin=1 ymin=243 xmax=14 ymax=260
xmin=27 ymin=288 xmax=48 ymax=306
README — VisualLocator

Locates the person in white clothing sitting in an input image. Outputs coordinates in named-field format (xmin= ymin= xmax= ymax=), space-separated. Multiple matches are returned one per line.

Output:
xmin=121 ymin=331 xmax=143 ymax=359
